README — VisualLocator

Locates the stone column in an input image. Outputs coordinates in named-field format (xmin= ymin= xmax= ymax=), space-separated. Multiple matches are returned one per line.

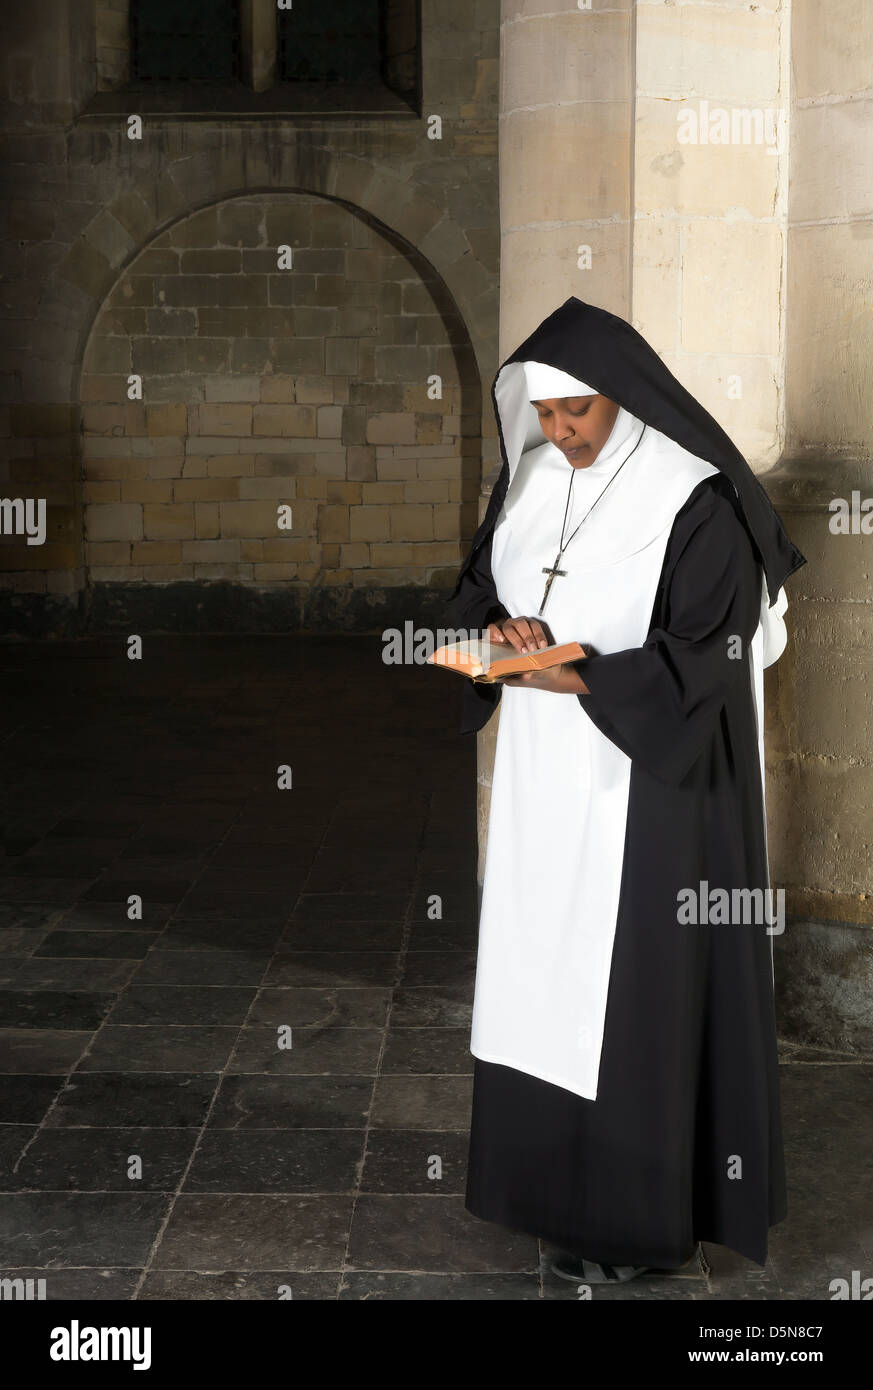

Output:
xmin=477 ymin=0 xmax=635 ymax=881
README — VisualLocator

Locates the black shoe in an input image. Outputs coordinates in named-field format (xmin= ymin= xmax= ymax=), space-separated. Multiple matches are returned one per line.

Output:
xmin=550 ymin=1253 xmax=649 ymax=1284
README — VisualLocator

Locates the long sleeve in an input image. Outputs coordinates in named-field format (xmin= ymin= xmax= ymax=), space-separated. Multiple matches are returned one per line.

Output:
xmin=573 ymin=484 xmax=762 ymax=786
xmin=452 ymin=526 xmax=510 ymax=633
xmin=450 ymin=528 xmax=509 ymax=734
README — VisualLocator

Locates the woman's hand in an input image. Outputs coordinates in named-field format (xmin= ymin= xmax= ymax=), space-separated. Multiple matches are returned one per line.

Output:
xmin=503 ymin=663 xmax=589 ymax=694
xmin=486 ymin=615 xmax=589 ymax=692
xmin=487 ymin=615 xmax=550 ymax=653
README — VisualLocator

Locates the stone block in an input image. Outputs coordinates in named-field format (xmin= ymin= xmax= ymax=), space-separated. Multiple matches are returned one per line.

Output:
xmin=390 ymin=504 xmax=434 ymax=541
xmin=786 ymin=224 xmax=873 ymax=455
xmin=341 ymin=406 xmax=367 ymax=446
xmin=197 ymin=404 xmax=253 ymax=437
xmin=131 ymin=338 xmax=186 ymax=375
xmin=131 ymin=540 xmax=182 ymax=565
xmin=294 ymin=377 xmax=334 ymax=405
xmin=84 ymin=542 xmax=129 ymax=567
xmin=185 ymin=436 xmax=238 ymax=457
xmin=350 ymin=505 xmax=391 ymax=542
xmin=347 ymin=445 xmax=377 ymax=480
xmin=90 ymin=565 xmax=144 ymax=582
xmin=376 ymin=457 xmax=415 ymax=481
xmin=146 ymin=403 xmax=188 ymax=436
xmin=793 ymin=0 xmax=872 ymax=99
xmin=293 ymin=307 xmax=338 ymax=337
xmin=186 ymin=340 xmax=231 ymax=373
xmin=80 ymin=376 xmax=128 ymax=405
xmin=325 ymin=482 xmax=362 ymax=505
xmin=173 ymin=478 xmax=240 ymax=501
xmin=404 ymin=480 xmax=449 ymax=504
xmin=637 ymin=2 xmax=780 ymax=102
xmin=147 ymin=458 xmax=184 ymax=480
xmin=85 ymin=502 xmax=143 ymax=542
xmin=136 ymin=250 xmax=181 ymax=276
xmin=263 ymin=201 xmax=313 ymax=247
xmin=230 ymin=339 xmax=272 ymax=375
xmin=362 ymin=482 xmax=405 ymax=504
xmin=681 ymin=221 xmax=781 ymax=357
xmin=417 ymin=456 xmax=461 ymax=480
xmin=318 ymin=505 xmax=350 ymax=542
xmin=273 ymin=338 xmax=325 ymax=374
xmin=259 ymin=538 xmax=308 ymax=562
xmin=409 ymin=541 xmax=461 ymax=565
xmin=297 ymin=478 xmax=328 ymax=500
xmin=253 ymin=404 xmax=317 ymax=437
xmin=120 ymin=480 xmax=174 ymax=504
xmin=220 ymin=499 xmax=299 ymax=538
xmin=181 ymin=540 xmax=241 ymax=563
xmin=352 ymin=567 xmax=416 ymax=588
xmin=180 ymin=249 xmax=242 ymax=274
xmin=312 ymin=452 xmax=348 ymax=478
xmin=207 ymin=453 xmax=255 ymax=477
xmin=143 ymin=503 xmax=195 ymax=539
xmin=367 ymin=413 xmax=417 ymax=445
xmin=83 ymin=481 xmax=120 ymax=504
xmin=635 ymin=95 xmax=779 ymax=221
xmin=170 ymin=206 xmax=219 ymax=248
xmin=215 ymin=276 xmax=265 ymax=309
xmin=146 ymin=564 xmax=194 ymax=582
xmin=238 ymin=478 xmax=296 ymax=500
xmin=259 ymin=375 xmax=296 ymax=403
xmin=80 ymin=405 xmax=128 ymax=439
xmin=373 ymin=347 xmax=430 ymax=383
xmin=60 ymin=238 xmax=112 ymax=297
xmin=84 ymin=457 xmax=147 ymax=482
xmin=326 ymin=338 xmax=359 ymax=375
xmin=433 ymin=504 xmax=464 ymax=540
xmin=217 ymin=202 xmax=265 ymax=248
xmin=340 ymin=542 xmax=370 ymax=567
xmin=317 ymin=406 xmax=343 ymax=438
xmin=194 ymin=502 xmax=219 ymax=538
xmin=370 ymin=543 xmax=415 ymax=567
xmin=205 ymin=375 xmax=262 ymax=403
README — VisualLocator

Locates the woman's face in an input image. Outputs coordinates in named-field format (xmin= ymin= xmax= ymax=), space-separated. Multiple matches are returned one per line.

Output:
xmin=532 ymin=394 xmax=620 ymax=468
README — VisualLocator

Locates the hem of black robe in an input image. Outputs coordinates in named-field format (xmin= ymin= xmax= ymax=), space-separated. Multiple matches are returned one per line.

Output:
xmin=465 ymin=1044 xmax=788 ymax=1270
xmin=463 ymin=1190 xmax=788 ymax=1272
xmin=470 ymin=1046 xmax=599 ymax=1100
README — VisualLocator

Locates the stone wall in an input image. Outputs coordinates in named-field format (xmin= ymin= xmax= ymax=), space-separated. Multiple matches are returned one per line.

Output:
xmin=0 ymin=0 xmax=499 ymax=633
xmin=79 ymin=193 xmax=478 ymax=592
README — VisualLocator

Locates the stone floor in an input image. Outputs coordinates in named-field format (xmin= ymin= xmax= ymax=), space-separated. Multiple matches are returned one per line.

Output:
xmin=0 ymin=635 xmax=870 ymax=1301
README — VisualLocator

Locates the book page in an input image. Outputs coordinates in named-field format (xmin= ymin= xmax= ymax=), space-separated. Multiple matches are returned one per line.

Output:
xmin=437 ymin=637 xmax=566 ymax=669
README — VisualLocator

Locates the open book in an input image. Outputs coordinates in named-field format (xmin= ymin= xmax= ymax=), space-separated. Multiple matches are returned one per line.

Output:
xmin=428 ymin=637 xmax=586 ymax=684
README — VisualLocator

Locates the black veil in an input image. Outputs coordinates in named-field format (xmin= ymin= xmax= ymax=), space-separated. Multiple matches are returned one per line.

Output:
xmin=453 ymin=297 xmax=806 ymax=607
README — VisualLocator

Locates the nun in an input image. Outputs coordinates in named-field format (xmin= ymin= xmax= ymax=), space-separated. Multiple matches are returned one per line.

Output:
xmin=451 ymin=297 xmax=806 ymax=1283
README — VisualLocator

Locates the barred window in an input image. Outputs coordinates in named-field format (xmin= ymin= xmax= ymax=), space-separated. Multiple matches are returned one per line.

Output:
xmin=130 ymin=0 xmax=241 ymax=82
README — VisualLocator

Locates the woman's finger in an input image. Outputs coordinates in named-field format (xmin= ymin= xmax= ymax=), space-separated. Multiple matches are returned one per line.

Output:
xmin=511 ymin=618 xmax=536 ymax=652
xmin=500 ymin=620 xmax=528 ymax=652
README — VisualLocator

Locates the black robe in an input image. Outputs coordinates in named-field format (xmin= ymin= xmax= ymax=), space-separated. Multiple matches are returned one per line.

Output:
xmin=453 ymin=472 xmax=788 ymax=1269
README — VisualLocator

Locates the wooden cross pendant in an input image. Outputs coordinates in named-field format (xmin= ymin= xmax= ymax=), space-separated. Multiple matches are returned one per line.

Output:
xmin=538 ymin=553 xmax=567 ymax=616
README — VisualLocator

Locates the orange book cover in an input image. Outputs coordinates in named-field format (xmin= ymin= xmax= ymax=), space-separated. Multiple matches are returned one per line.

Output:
xmin=428 ymin=638 xmax=585 ymax=683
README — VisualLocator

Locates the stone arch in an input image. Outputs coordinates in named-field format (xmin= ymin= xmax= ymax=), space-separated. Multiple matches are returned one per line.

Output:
xmin=76 ymin=187 xmax=484 ymax=625
xmin=58 ymin=147 xmax=496 ymax=395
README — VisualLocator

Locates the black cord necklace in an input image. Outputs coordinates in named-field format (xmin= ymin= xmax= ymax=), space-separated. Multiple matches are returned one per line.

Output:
xmin=538 ymin=424 xmax=648 ymax=616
